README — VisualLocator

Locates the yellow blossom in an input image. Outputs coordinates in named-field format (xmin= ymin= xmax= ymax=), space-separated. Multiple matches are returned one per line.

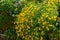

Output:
xmin=49 ymin=24 xmax=53 ymax=27
xmin=46 ymin=15 xmax=48 ymax=17
xmin=22 ymin=18 xmax=24 ymax=21
xmin=53 ymin=16 xmax=57 ymax=19
xmin=48 ymin=17 xmax=51 ymax=20
xmin=27 ymin=25 xmax=30 ymax=29
xmin=35 ymin=32 xmax=38 ymax=36
xmin=39 ymin=27 xmax=42 ymax=30
xmin=43 ymin=21 xmax=47 ymax=25
xmin=15 ymin=27 xmax=18 ymax=29
xmin=30 ymin=4 xmax=33 ymax=7
xmin=20 ymin=24 xmax=24 ymax=28
xmin=25 ymin=19 xmax=28 ymax=22
xmin=42 ymin=26 xmax=44 ymax=28
xmin=30 ymin=19 xmax=33 ymax=22
xmin=17 ymin=34 xmax=20 ymax=36
xmin=46 ymin=26 xmax=49 ymax=30
xmin=41 ymin=31 xmax=45 ymax=35
xmin=19 ymin=30 xmax=22 ymax=32
xmin=20 ymin=33 xmax=23 ymax=36
xmin=28 ymin=30 xmax=30 ymax=32
xmin=38 ymin=19 xmax=40 ymax=23
xmin=40 ymin=36 xmax=43 ymax=40
xmin=47 ymin=8 xmax=53 ymax=11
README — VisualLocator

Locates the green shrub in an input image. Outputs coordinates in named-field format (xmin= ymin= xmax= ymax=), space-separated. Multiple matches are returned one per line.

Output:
xmin=15 ymin=1 xmax=58 ymax=40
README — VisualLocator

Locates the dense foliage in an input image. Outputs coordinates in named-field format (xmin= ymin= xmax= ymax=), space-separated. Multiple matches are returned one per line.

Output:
xmin=0 ymin=0 xmax=60 ymax=40
xmin=15 ymin=0 xmax=60 ymax=40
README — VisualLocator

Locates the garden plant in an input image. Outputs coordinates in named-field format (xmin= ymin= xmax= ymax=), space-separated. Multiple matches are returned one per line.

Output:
xmin=0 ymin=0 xmax=60 ymax=40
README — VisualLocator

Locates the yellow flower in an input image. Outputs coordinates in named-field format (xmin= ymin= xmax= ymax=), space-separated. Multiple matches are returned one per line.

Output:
xmin=20 ymin=33 xmax=23 ymax=36
xmin=28 ymin=30 xmax=30 ymax=32
xmin=35 ymin=32 xmax=38 ymax=36
xmin=42 ymin=26 xmax=44 ymax=28
xmin=41 ymin=31 xmax=45 ymax=35
xmin=20 ymin=24 xmax=24 ymax=28
xmin=46 ymin=26 xmax=49 ymax=30
xmin=18 ymin=17 xmax=20 ymax=21
xmin=39 ymin=27 xmax=42 ymax=30
xmin=47 ymin=3 xmax=51 ymax=6
xmin=51 ymin=1 xmax=54 ymax=4
xmin=47 ymin=8 xmax=53 ymax=11
xmin=30 ymin=4 xmax=33 ymax=7
xmin=40 ymin=36 xmax=43 ymax=40
xmin=30 ymin=19 xmax=33 ymax=22
xmin=25 ymin=19 xmax=28 ymax=22
xmin=49 ymin=24 xmax=53 ymax=27
xmin=19 ymin=30 xmax=22 ymax=32
xmin=38 ymin=19 xmax=40 ymax=23
xmin=35 ymin=37 xmax=39 ymax=40
xmin=54 ymin=0 xmax=59 ymax=3
xmin=17 ymin=34 xmax=19 ymax=36
xmin=15 ymin=27 xmax=18 ymax=29
xmin=46 ymin=15 xmax=48 ymax=17
xmin=43 ymin=21 xmax=47 ymax=25
xmin=27 ymin=25 xmax=30 ymax=29
xmin=53 ymin=16 xmax=57 ymax=19
xmin=31 ymin=12 xmax=34 ymax=16
xmin=51 ymin=16 xmax=57 ymax=20
xmin=16 ymin=21 xmax=19 ymax=24
xmin=48 ymin=17 xmax=51 ymax=20
xmin=21 ymin=18 xmax=24 ymax=21
xmin=20 ymin=13 xmax=24 ymax=17
xmin=42 ymin=14 xmax=45 ymax=17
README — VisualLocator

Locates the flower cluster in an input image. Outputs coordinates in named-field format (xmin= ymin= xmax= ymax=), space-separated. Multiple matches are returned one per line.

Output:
xmin=15 ymin=1 xmax=58 ymax=40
